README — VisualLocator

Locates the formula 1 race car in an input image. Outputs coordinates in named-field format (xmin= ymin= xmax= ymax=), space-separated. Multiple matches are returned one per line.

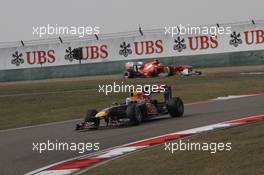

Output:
xmin=123 ymin=60 xmax=202 ymax=78
xmin=75 ymin=86 xmax=184 ymax=130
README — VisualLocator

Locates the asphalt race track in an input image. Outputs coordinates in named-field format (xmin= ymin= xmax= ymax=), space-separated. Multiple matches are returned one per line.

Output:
xmin=1 ymin=94 xmax=264 ymax=175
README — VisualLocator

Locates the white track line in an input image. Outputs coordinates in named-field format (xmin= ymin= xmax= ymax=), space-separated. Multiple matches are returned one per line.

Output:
xmin=0 ymin=119 xmax=82 ymax=133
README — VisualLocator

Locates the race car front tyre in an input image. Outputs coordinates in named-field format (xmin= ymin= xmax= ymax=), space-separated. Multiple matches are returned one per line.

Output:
xmin=152 ymin=70 xmax=158 ymax=77
xmin=165 ymin=66 xmax=174 ymax=76
xmin=85 ymin=109 xmax=98 ymax=122
xmin=124 ymin=70 xmax=134 ymax=78
xmin=194 ymin=71 xmax=202 ymax=75
xmin=167 ymin=97 xmax=184 ymax=117
xmin=92 ymin=118 xmax=100 ymax=129
xmin=126 ymin=103 xmax=143 ymax=125
xmin=75 ymin=123 xmax=82 ymax=130
xmin=84 ymin=109 xmax=100 ymax=129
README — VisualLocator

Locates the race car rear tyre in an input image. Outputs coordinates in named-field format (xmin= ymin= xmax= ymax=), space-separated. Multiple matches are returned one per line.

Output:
xmin=167 ymin=97 xmax=184 ymax=117
xmin=126 ymin=103 xmax=143 ymax=125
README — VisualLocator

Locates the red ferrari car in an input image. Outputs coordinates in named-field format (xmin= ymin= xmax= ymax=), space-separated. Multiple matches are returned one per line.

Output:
xmin=124 ymin=60 xmax=201 ymax=78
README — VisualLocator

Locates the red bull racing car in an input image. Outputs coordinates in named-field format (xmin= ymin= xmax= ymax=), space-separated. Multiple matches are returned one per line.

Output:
xmin=123 ymin=59 xmax=202 ymax=78
xmin=75 ymin=85 xmax=184 ymax=130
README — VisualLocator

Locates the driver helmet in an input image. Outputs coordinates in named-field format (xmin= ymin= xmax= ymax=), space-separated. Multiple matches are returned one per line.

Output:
xmin=154 ymin=59 xmax=159 ymax=64
xmin=130 ymin=91 xmax=140 ymax=102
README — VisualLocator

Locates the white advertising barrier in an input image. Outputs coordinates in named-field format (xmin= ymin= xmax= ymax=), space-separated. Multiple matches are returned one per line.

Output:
xmin=1 ymin=22 xmax=264 ymax=70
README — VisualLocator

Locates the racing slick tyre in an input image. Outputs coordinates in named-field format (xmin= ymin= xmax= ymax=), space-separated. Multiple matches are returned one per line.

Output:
xmin=85 ymin=109 xmax=98 ymax=122
xmin=167 ymin=97 xmax=184 ymax=117
xmin=124 ymin=70 xmax=134 ymax=79
xmin=152 ymin=69 xmax=158 ymax=77
xmin=165 ymin=66 xmax=174 ymax=76
xmin=139 ymin=104 xmax=148 ymax=119
xmin=85 ymin=109 xmax=100 ymax=129
xmin=75 ymin=123 xmax=82 ymax=130
xmin=126 ymin=103 xmax=143 ymax=125
xmin=194 ymin=70 xmax=202 ymax=75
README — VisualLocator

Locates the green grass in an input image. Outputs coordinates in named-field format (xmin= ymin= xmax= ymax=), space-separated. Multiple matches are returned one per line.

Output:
xmin=0 ymin=73 xmax=264 ymax=130
xmin=84 ymin=121 xmax=264 ymax=175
